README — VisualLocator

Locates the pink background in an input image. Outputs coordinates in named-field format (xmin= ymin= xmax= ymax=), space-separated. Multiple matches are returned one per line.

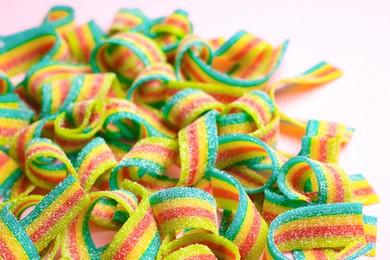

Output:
xmin=1 ymin=0 xmax=389 ymax=259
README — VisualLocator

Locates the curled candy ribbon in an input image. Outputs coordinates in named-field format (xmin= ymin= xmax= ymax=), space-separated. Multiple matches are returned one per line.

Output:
xmin=264 ymin=203 xmax=375 ymax=260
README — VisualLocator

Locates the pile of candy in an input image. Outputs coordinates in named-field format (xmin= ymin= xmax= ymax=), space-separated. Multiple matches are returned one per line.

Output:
xmin=0 ymin=6 xmax=379 ymax=260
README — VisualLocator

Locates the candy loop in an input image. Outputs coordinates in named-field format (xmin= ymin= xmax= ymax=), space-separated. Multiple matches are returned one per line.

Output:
xmin=25 ymin=137 xmax=77 ymax=189
xmin=224 ymin=89 xmax=275 ymax=125
xmin=212 ymin=32 xmax=273 ymax=79
xmin=74 ymin=137 xmax=117 ymax=192
xmin=150 ymin=187 xmax=218 ymax=235
xmin=217 ymin=134 xmax=285 ymax=193
xmin=39 ymin=72 xmax=120 ymax=120
xmin=210 ymin=169 xmax=268 ymax=259
xmin=151 ymin=10 xmax=192 ymax=41
xmin=175 ymin=31 xmax=288 ymax=89
xmin=103 ymin=180 xmax=160 ymax=259
xmin=43 ymin=5 xmax=75 ymax=35
xmin=29 ymin=77 xmax=77 ymax=118
xmin=265 ymin=203 xmax=370 ymax=260
xmin=110 ymin=136 xmax=178 ymax=190
xmin=56 ymin=99 xmax=104 ymax=138
xmin=109 ymin=8 xmax=149 ymax=35
xmin=103 ymin=98 xmax=175 ymax=140
xmin=91 ymin=32 xmax=166 ymax=85
xmin=7 ymin=194 xmax=44 ymax=219
xmin=22 ymin=61 xmax=91 ymax=101
xmin=20 ymin=175 xmax=89 ymax=252
xmin=175 ymin=34 xmax=214 ymax=74
xmin=162 ymin=88 xmax=223 ymax=128
xmin=63 ymin=20 xmax=105 ymax=63
xmin=177 ymin=111 xmax=218 ymax=187
xmin=54 ymin=99 xmax=105 ymax=155
xmin=61 ymin=189 xmax=139 ymax=259
xmin=222 ymin=90 xmax=280 ymax=146
xmin=9 ymin=118 xmax=52 ymax=166
xmin=88 ymin=196 xmax=125 ymax=230
xmin=297 ymin=120 xmax=352 ymax=165
xmin=0 ymin=24 xmax=70 ymax=77
xmin=262 ymin=189 xmax=308 ymax=224
xmin=218 ymin=113 xmax=258 ymax=136
xmin=126 ymin=62 xmax=175 ymax=108
xmin=150 ymin=10 xmax=193 ymax=60
xmin=278 ymin=156 xmax=352 ymax=204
